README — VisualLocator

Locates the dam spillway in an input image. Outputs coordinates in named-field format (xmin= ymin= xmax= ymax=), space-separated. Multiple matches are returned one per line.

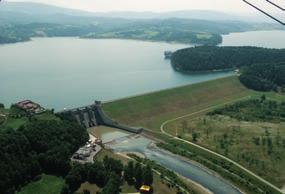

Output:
xmin=57 ymin=101 xmax=143 ymax=134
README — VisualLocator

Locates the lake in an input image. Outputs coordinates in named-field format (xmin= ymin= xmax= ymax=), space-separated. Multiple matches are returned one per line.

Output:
xmin=0 ymin=38 xmax=233 ymax=110
xmin=1 ymin=30 xmax=285 ymax=110
xmin=222 ymin=30 xmax=285 ymax=48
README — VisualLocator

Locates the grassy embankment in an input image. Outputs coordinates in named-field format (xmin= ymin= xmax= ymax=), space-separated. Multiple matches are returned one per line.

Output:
xmin=102 ymin=76 xmax=252 ymax=131
xmin=16 ymin=175 xmax=64 ymax=194
xmin=102 ymin=76 xmax=285 ymax=194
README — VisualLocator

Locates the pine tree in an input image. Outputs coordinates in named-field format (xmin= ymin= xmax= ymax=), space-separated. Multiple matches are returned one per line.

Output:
xmin=134 ymin=163 xmax=143 ymax=188
xmin=142 ymin=165 xmax=153 ymax=186
xmin=124 ymin=161 xmax=134 ymax=185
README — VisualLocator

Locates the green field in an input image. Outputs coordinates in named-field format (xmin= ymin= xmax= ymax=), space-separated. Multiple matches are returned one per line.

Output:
xmin=0 ymin=110 xmax=59 ymax=130
xmin=165 ymin=115 xmax=285 ymax=187
xmin=103 ymin=76 xmax=285 ymax=132
xmin=17 ymin=175 xmax=64 ymax=194
xmin=102 ymin=76 xmax=285 ymax=193
xmin=103 ymin=76 xmax=252 ymax=131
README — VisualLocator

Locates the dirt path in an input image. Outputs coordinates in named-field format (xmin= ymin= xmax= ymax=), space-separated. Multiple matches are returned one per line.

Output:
xmin=160 ymin=95 xmax=284 ymax=194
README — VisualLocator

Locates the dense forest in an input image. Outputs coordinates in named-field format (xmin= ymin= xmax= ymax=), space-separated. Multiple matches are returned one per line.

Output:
xmin=171 ymin=46 xmax=285 ymax=91
xmin=0 ymin=105 xmax=155 ymax=194
xmin=209 ymin=96 xmax=285 ymax=122
xmin=62 ymin=158 xmax=153 ymax=194
xmin=239 ymin=63 xmax=285 ymax=91
xmin=0 ymin=118 xmax=88 ymax=194
xmin=171 ymin=46 xmax=285 ymax=71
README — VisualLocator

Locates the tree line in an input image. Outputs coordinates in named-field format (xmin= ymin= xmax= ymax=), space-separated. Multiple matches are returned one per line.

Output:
xmin=171 ymin=46 xmax=285 ymax=91
xmin=62 ymin=157 xmax=153 ymax=194
xmin=239 ymin=63 xmax=285 ymax=91
xmin=171 ymin=46 xmax=285 ymax=72
xmin=209 ymin=96 xmax=285 ymax=122
xmin=0 ymin=118 xmax=89 ymax=194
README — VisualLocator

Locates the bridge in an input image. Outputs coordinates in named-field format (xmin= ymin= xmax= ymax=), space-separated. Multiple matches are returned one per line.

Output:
xmin=57 ymin=101 xmax=143 ymax=134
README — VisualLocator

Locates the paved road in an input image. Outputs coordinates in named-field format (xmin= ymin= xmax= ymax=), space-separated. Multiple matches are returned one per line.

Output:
xmin=160 ymin=96 xmax=284 ymax=194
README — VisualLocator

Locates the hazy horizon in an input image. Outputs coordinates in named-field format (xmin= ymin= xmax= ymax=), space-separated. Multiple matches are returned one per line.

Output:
xmin=3 ymin=0 xmax=276 ymax=15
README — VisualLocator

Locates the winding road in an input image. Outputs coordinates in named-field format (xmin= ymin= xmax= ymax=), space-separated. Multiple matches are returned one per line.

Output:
xmin=160 ymin=96 xmax=284 ymax=194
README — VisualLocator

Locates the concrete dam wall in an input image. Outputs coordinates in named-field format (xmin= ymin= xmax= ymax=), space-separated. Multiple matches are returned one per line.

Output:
xmin=57 ymin=101 xmax=143 ymax=134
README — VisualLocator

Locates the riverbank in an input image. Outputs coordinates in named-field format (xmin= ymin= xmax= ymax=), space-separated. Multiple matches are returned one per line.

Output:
xmin=101 ymin=76 xmax=285 ymax=194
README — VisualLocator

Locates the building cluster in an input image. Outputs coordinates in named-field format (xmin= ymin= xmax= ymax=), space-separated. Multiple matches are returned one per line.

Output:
xmin=72 ymin=136 xmax=102 ymax=163
xmin=15 ymin=100 xmax=45 ymax=114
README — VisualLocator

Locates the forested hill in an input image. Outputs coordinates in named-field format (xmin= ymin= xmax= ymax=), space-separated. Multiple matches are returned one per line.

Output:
xmin=240 ymin=63 xmax=285 ymax=91
xmin=171 ymin=46 xmax=285 ymax=92
xmin=0 ymin=2 xmax=284 ymax=45
xmin=171 ymin=46 xmax=285 ymax=72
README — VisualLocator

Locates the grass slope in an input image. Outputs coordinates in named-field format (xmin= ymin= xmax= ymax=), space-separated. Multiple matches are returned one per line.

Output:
xmin=17 ymin=175 xmax=64 ymax=194
xmin=103 ymin=76 xmax=251 ymax=131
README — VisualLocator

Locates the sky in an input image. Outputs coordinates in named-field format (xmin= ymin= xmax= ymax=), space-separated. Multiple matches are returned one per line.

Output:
xmin=6 ymin=0 xmax=285 ymax=18
xmin=5 ymin=0 xmax=266 ymax=13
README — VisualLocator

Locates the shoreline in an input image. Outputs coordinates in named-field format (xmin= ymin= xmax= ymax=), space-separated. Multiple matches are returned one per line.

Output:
xmin=147 ymin=144 xmax=245 ymax=194
xmin=103 ymin=74 xmax=235 ymax=105
xmin=103 ymin=129 xmax=244 ymax=194
xmin=116 ymin=150 xmax=213 ymax=194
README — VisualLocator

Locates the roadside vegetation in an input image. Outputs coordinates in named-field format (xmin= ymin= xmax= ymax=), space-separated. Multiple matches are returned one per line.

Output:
xmin=164 ymin=96 xmax=285 ymax=188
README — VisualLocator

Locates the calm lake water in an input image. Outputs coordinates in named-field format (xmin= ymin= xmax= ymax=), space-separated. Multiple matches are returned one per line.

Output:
xmin=1 ymin=30 xmax=285 ymax=110
xmin=0 ymin=38 xmax=233 ymax=110
xmin=222 ymin=30 xmax=285 ymax=48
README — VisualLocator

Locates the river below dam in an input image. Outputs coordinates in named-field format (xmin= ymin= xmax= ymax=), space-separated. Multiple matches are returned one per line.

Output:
xmin=100 ymin=129 xmax=241 ymax=194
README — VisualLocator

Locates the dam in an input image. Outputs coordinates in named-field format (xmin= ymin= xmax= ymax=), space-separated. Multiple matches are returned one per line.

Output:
xmin=57 ymin=101 xmax=143 ymax=134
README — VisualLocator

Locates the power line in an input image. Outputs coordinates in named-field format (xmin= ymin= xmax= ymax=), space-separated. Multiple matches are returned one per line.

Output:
xmin=243 ymin=0 xmax=285 ymax=25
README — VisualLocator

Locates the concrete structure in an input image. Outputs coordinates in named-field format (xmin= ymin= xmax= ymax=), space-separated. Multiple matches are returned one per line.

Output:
xmin=71 ymin=134 xmax=102 ymax=163
xmin=58 ymin=101 xmax=143 ymax=134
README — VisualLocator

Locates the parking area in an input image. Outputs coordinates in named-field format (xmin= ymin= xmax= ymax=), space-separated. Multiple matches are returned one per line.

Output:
xmin=71 ymin=134 xmax=102 ymax=164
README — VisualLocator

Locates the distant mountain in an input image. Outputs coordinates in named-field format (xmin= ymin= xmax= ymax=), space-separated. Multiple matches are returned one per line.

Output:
xmin=0 ymin=1 xmax=277 ymax=23
xmin=93 ymin=10 xmax=261 ymax=22
xmin=0 ymin=2 xmax=94 ymax=16
xmin=0 ymin=2 xmax=284 ymax=45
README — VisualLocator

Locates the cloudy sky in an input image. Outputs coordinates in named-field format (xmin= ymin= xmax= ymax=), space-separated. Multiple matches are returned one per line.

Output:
xmin=3 ymin=0 xmax=266 ymax=13
xmin=6 ymin=0 xmax=285 ymax=16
